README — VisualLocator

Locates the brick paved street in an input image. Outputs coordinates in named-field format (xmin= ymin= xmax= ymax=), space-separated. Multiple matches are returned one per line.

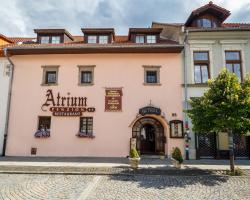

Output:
xmin=0 ymin=174 xmax=249 ymax=200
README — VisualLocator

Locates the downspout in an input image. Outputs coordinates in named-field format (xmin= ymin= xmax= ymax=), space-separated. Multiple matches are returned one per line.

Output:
xmin=2 ymin=48 xmax=14 ymax=156
xmin=182 ymin=27 xmax=189 ymax=159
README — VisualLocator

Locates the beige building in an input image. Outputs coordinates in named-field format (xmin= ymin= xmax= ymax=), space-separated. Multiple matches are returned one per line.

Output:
xmin=153 ymin=2 xmax=250 ymax=159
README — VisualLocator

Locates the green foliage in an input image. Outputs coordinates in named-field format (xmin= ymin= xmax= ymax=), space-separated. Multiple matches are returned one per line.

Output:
xmin=187 ymin=69 xmax=250 ymax=134
xmin=226 ymin=167 xmax=244 ymax=176
xmin=172 ymin=147 xmax=183 ymax=163
xmin=130 ymin=148 xmax=140 ymax=158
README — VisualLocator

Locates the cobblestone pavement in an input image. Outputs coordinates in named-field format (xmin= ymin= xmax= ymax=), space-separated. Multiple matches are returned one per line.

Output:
xmin=0 ymin=174 xmax=250 ymax=200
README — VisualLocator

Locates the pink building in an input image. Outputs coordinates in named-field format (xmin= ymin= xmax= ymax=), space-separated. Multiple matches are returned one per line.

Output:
xmin=5 ymin=28 xmax=184 ymax=157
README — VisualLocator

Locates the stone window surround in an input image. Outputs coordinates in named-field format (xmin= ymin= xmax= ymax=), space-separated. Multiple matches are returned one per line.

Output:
xmin=41 ymin=65 xmax=59 ymax=86
xmin=189 ymin=41 xmax=214 ymax=84
xmin=77 ymin=65 xmax=95 ymax=86
xmin=143 ymin=65 xmax=161 ymax=86
xmin=220 ymin=40 xmax=247 ymax=76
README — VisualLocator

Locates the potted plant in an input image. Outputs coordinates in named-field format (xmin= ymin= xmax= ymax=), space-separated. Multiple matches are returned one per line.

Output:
xmin=171 ymin=147 xmax=183 ymax=169
xmin=129 ymin=148 xmax=140 ymax=169
xmin=159 ymin=152 xmax=165 ymax=160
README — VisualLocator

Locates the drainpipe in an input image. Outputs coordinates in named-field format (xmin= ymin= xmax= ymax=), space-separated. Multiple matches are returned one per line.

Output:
xmin=183 ymin=27 xmax=190 ymax=160
xmin=2 ymin=48 xmax=14 ymax=156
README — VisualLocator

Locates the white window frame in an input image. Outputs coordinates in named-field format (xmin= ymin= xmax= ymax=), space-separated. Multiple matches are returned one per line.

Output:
xmin=51 ymin=36 xmax=61 ymax=44
xmin=87 ymin=36 xmax=97 ymax=44
xmin=41 ymin=65 xmax=59 ymax=86
xmin=99 ymin=35 xmax=108 ymax=44
xmin=78 ymin=65 xmax=95 ymax=86
xmin=40 ymin=36 xmax=50 ymax=44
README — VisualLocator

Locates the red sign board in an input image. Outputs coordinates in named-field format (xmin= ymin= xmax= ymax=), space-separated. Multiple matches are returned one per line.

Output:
xmin=105 ymin=88 xmax=123 ymax=112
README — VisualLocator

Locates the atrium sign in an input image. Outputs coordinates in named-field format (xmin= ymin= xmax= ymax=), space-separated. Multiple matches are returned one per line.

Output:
xmin=41 ymin=89 xmax=95 ymax=116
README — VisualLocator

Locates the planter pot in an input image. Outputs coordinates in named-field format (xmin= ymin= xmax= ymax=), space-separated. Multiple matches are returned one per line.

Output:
xmin=129 ymin=157 xmax=140 ymax=169
xmin=171 ymin=158 xmax=182 ymax=169
xmin=159 ymin=155 xmax=165 ymax=160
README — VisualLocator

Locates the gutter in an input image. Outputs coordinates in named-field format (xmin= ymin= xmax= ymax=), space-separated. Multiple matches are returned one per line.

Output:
xmin=183 ymin=28 xmax=189 ymax=124
xmin=2 ymin=48 xmax=14 ymax=156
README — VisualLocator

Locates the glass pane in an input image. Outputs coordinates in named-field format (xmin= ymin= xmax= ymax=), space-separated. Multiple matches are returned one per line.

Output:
xmin=202 ymin=19 xmax=212 ymax=28
xmin=81 ymin=71 xmax=92 ymax=83
xmin=51 ymin=36 xmax=60 ymax=44
xmin=88 ymin=36 xmax=97 ymax=44
xmin=225 ymin=52 xmax=240 ymax=61
xmin=46 ymin=71 xmax=56 ymax=84
xmin=146 ymin=35 xmax=156 ymax=43
xmin=41 ymin=36 xmax=50 ymax=44
xmin=194 ymin=65 xmax=201 ymax=83
xmin=194 ymin=52 xmax=208 ymax=61
xmin=234 ymin=64 xmax=242 ymax=82
xmin=136 ymin=35 xmax=145 ymax=43
xmin=99 ymin=35 xmax=108 ymax=44
xmin=201 ymin=65 xmax=209 ymax=83
xmin=39 ymin=117 xmax=51 ymax=131
xmin=226 ymin=63 xmax=233 ymax=72
xmin=146 ymin=71 xmax=157 ymax=83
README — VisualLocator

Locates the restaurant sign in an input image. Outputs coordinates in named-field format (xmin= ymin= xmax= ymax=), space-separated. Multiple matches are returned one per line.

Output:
xmin=41 ymin=89 xmax=95 ymax=116
xmin=105 ymin=88 xmax=123 ymax=112
xmin=139 ymin=106 xmax=161 ymax=116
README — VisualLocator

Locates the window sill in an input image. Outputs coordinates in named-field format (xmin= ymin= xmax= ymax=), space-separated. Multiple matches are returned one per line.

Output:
xmin=76 ymin=132 xmax=95 ymax=138
xmin=170 ymin=136 xmax=184 ymax=139
xmin=41 ymin=83 xmax=58 ymax=86
xmin=78 ymin=83 xmax=94 ymax=86
xmin=143 ymin=83 xmax=161 ymax=86
xmin=181 ymin=83 xmax=208 ymax=87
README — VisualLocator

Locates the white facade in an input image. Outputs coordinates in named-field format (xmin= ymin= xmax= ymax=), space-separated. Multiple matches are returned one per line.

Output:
xmin=185 ymin=31 xmax=250 ymax=159
xmin=0 ymin=57 xmax=10 ymax=155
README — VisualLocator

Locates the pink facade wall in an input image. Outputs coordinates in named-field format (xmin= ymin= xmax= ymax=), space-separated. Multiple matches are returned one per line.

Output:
xmin=6 ymin=53 xmax=184 ymax=157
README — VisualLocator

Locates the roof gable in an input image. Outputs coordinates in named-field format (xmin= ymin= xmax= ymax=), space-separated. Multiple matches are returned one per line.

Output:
xmin=185 ymin=1 xmax=231 ymax=26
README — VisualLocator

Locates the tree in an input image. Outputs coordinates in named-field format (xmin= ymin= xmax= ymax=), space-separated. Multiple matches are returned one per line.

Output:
xmin=187 ymin=69 xmax=250 ymax=173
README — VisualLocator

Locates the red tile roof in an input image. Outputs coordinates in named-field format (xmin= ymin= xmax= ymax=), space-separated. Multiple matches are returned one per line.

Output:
xmin=222 ymin=23 xmax=250 ymax=28
xmin=0 ymin=33 xmax=14 ymax=43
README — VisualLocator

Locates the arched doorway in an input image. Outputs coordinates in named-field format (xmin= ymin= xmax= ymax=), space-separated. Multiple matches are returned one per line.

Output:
xmin=132 ymin=117 xmax=165 ymax=155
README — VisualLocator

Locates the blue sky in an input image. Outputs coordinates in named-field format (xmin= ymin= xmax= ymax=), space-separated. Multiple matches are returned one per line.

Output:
xmin=1 ymin=0 xmax=250 ymax=37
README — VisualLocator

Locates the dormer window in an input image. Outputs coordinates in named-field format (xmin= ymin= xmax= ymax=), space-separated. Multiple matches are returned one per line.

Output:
xmin=135 ymin=35 xmax=145 ymax=43
xmin=146 ymin=35 xmax=156 ymax=43
xmin=197 ymin=18 xmax=217 ymax=28
xmin=34 ymin=29 xmax=74 ymax=44
xmin=41 ymin=36 xmax=50 ymax=44
xmin=99 ymin=35 xmax=108 ymax=44
xmin=51 ymin=36 xmax=60 ymax=44
xmin=88 ymin=36 xmax=97 ymax=44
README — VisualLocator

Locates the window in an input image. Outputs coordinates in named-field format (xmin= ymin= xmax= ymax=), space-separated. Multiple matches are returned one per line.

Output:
xmin=81 ymin=71 xmax=92 ymax=84
xmin=79 ymin=117 xmax=93 ymax=136
xmin=45 ymin=71 xmax=57 ymax=84
xmin=146 ymin=35 xmax=156 ymax=43
xmin=42 ymin=66 xmax=59 ymax=85
xmin=143 ymin=66 xmax=161 ymax=85
xmin=170 ymin=120 xmax=184 ymax=138
xmin=135 ymin=35 xmax=145 ymax=43
xmin=146 ymin=71 xmax=157 ymax=83
xmin=225 ymin=51 xmax=242 ymax=81
xmin=35 ymin=116 xmax=51 ymax=138
xmin=99 ymin=35 xmax=108 ymax=44
xmin=40 ymin=36 xmax=50 ymax=44
xmin=51 ymin=36 xmax=60 ymax=44
xmin=193 ymin=52 xmax=210 ymax=84
xmin=87 ymin=36 xmax=97 ymax=44
xmin=78 ymin=65 xmax=95 ymax=85
xmin=197 ymin=19 xmax=217 ymax=28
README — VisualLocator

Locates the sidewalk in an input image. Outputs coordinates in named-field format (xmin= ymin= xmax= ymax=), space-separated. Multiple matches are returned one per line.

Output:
xmin=0 ymin=156 xmax=250 ymax=175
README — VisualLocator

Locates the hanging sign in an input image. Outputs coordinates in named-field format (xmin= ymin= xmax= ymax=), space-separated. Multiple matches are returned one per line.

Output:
xmin=139 ymin=106 xmax=161 ymax=116
xmin=41 ymin=89 xmax=95 ymax=116
xmin=105 ymin=88 xmax=123 ymax=112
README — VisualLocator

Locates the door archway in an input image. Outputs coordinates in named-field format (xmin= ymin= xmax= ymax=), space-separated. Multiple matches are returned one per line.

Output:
xmin=132 ymin=117 xmax=165 ymax=155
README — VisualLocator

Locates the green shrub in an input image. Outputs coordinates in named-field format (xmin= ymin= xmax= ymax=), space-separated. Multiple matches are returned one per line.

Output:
xmin=172 ymin=147 xmax=183 ymax=163
xmin=130 ymin=148 xmax=140 ymax=158
xmin=226 ymin=167 xmax=244 ymax=176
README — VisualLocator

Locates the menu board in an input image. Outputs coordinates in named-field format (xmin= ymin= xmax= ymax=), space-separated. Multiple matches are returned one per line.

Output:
xmin=105 ymin=88 xmax=123 ymax=111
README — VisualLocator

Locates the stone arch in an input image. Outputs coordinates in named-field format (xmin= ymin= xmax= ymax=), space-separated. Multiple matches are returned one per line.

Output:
xmin=132 ymin=117 xmax=165 ymax=154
